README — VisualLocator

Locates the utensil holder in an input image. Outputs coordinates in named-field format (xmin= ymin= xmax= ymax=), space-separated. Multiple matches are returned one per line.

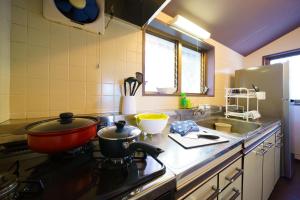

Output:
xmin=122 ymin=96 xmax=136 ymax=115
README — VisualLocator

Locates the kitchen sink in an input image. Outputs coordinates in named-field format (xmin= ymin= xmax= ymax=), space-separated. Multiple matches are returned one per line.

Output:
xmin=196 ymin=117 xmax=261 ymax=137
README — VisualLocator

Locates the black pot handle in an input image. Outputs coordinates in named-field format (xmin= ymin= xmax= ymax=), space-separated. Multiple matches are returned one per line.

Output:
xmin=59 ymin=112 xmax=74 ymax=124
xmin=129 ymin=142 xmax=164 ymax=158
xmin=115 ymin=120 xmax=126 ymax=132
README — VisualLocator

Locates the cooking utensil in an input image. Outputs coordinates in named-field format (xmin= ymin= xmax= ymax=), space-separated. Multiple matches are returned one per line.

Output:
xmin=124 ymin=77 xmax=137 ymax=96
xmin=252 ymin=84 xmax=260 ymax=92
xmin=97 ymin=120 xmax=164 ymax=158
xmin=26 ymin=112 xmax=98 ymax=153
xmin=133 ymin=72 xmax=143 ymax=95
xmin=185 ymin=133 xmax=220 ymax=140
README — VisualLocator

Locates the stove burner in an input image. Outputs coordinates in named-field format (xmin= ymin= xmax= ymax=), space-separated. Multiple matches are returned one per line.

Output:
xmin=0 ymin=172 xmax=18 ymax=200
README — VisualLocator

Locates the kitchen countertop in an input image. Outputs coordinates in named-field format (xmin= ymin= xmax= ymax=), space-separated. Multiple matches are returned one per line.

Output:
xmin=0 ymin=114 xmax=281 ymax=192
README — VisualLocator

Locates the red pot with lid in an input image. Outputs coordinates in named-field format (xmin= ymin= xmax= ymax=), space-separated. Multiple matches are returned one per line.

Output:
xmin=25 ymin=112 xmax=98 ymax=154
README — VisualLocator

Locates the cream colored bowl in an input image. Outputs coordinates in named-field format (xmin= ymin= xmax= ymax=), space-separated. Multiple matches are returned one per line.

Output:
xmin=135 ymin=113 xmax=169 ymax=134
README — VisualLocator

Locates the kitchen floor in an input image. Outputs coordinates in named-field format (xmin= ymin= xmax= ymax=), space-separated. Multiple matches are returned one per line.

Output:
xmin=269 ymin=160 xmax=300 ymax=200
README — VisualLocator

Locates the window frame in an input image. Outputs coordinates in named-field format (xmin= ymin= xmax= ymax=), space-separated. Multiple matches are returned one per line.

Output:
xmin=262 ymin=48 xmax=300 ymax=65
xmin=142 ymin=29 xmax=209 ymax=96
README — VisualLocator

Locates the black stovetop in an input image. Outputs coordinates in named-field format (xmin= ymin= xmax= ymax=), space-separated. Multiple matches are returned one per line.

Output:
xmin=0 ymin=141 xmax=166 ymax=200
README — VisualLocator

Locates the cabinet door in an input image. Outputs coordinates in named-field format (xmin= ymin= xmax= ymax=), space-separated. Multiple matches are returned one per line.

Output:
xmin=263 ymin=134 xmax=276 ymax=200
xmin=243 ymin=143 xmax=263 ymax=200
xmin=219 ymin=176 xmax=242 ymax=200
xmin=275 ymin=131 xmax=282 ymax=184
xmin=185 ymin=176 xmax=218 ymax=200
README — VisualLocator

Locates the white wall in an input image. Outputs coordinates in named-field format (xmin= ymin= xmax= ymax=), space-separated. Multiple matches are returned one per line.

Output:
xmin=244 ymin=27 xmax=300 ymax=67
xmin=9 ymin=0 xmax=244 ymax=119
xmin=0 ymin=0 xmax=11 ymax=122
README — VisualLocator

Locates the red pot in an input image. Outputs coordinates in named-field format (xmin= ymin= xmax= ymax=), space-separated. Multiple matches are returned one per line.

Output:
xmin=26 ymin=112 xmax=98 ymax=154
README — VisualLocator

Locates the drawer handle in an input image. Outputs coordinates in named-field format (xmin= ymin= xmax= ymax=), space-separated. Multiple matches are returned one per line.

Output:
xmin=275 ymin=142 xmax=283 ymax=148
xmin=264 ymin=142 xmax=274 ymax=149
xmin=225 ymin=168 xmax=243 ymax=183
xmin=255 ymin=148 xmax=268 ymax=156
xmin=229 ymin=188 xmax=240 ymax=200
xmin=206 ymin=186 xmax=221 ymax=200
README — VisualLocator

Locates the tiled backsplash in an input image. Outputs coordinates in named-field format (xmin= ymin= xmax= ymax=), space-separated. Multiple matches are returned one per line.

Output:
xmin=8 ymin=0 xmax=244 ymax=119
xmin=0 ymin=0 xmax=11 ymax=123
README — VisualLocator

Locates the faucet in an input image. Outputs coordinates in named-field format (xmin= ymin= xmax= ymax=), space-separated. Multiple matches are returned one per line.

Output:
xmin=192 ymin=105 xmax=222 ymax=116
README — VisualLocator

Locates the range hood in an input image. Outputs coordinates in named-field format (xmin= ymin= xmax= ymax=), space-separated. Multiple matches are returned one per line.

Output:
xmin=105 ymin=0 xmax=171 ymax=28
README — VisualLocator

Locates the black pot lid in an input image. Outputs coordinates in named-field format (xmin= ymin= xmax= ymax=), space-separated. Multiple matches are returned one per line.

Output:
xmin=98 ymin=121 xmax=141 ymax=140
xmin=54 ymin=0 xmax=100 ymax=24
xmin=26 ymin=112 xmax=98 ymax=134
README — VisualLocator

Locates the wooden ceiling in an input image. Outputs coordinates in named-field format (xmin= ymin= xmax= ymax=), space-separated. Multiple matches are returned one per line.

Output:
xmin=164 ymin=0 xmax=300 ymax=56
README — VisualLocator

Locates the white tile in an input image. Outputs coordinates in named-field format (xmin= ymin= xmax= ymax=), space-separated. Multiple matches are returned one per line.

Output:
xmin=68 ymin=95 xmax=86 ymax=112
xmin=12 ymin=0 xmax=27 ymax=9
xmin=11 ymin=59 xmax=27 ymax=77
xmin=102 ymin=83 xmax=114 ymax=96
xmin=69 ymin=65 xmax=86 ymax=81
xmin=101 ymin=96 xmax=114 ymax=112
xmin=10 ymin=94 xmax=26 ymax=114
xmin=50 ymin=80 xmax=68 ymax=96
xmin=86 ymin=63 xmax=101 ymax=83
xmin=26 ymin=95 xmax=49 ymax=112
xmin=27 ymin=78 xmax=49 ymax=96
xmin=10 ymin=76 xmax=26 ymax=95
xmin=50 ymin=95 xmax=68 ymax=111
xmin=11 ymin=24 xmax=27 ymax=42
xmin=50 ymin=64 xmax=69 ymax=80
xmin=28 ymin=28 xmax=49 ymax=47
xmin=69 ymin=81 xmax=86 ymax=96
xmin=50 ymin=47 xmax=69 ymax=66
xmin=28 ymin=45 xmax=49 ymax=64
xmin=27 ymin=61 xmax=49 ymax=79
xmin=12 ymin=6 xmax=27 ymax=25
xmin=50 ymin=23 xmax=69 ymax=49
xmin=11 ymin=42 xmax=27 ymax=60
xmin=86 ymin=82 xmax=101 ymax=96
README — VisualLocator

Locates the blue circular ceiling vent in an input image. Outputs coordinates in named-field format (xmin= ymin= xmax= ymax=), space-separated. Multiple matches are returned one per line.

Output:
xmin=54 ymin=0 xmax=99 ymax=24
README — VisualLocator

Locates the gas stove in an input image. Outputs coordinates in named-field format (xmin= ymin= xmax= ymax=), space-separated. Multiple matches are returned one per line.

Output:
xmin=0 ymin=140 xmax=167 ymax=200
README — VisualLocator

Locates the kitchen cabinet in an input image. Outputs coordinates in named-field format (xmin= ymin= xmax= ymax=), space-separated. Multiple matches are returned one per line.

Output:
xmin=243 ymin=143 xmax=264 ymax=200
xmin=275 ymin=130 xmax=282 ymax=183
xmin=185 ymin=176 xmax=218 ymax=200
xmin=262 ymin=134 xmax=276 ymax=200
xmin=243 ymin=131 xmax=278 ymax=200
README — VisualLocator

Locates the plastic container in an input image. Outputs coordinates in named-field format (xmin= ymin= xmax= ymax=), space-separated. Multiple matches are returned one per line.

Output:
xmin=135 ymin=113 xmax=169 ymax=134
xmin=215 ymin=122 xmax=232 ymax=133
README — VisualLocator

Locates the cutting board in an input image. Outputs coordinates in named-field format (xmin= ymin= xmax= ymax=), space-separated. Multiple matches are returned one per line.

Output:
xmin=168 ymin=132 xmax=229 ymax=149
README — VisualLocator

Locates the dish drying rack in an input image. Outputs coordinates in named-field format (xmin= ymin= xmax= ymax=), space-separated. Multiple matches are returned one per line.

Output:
xmin=225 ymin=88 xmax=266 ymax=121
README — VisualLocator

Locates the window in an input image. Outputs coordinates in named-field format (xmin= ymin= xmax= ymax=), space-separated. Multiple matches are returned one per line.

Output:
xmin=145 ymin=33 xmax=177 ymax=92
xmin=264 ymin=49 xmax=300 ymax=99
xmin=181 ymin=46 xmax=202 ymax=93
xmin=144 ymin=31 xmax=209 ymax=96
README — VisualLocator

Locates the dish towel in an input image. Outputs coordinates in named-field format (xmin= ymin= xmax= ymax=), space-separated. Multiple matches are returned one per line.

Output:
xmin=170 ymin=120 xmax=199 ymax=136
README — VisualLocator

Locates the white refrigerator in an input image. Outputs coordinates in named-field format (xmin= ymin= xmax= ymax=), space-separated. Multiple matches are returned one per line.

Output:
xmin=235 ymin=63 xmax=292 ymax=178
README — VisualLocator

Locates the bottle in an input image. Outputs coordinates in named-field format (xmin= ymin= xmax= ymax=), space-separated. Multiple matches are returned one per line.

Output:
xmin=180 ymin=93 xmax=187 ymax=109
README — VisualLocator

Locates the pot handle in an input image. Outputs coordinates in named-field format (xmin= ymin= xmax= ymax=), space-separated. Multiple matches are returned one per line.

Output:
xmin=59 ymin=112 xmax=74 ymax=124
xmin=129 ymin=142 xmax=164 ymax=158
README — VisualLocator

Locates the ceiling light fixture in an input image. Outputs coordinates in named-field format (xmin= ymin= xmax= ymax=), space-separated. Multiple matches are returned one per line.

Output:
xmin=170 ymin=15 xmax=211 ymax=40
